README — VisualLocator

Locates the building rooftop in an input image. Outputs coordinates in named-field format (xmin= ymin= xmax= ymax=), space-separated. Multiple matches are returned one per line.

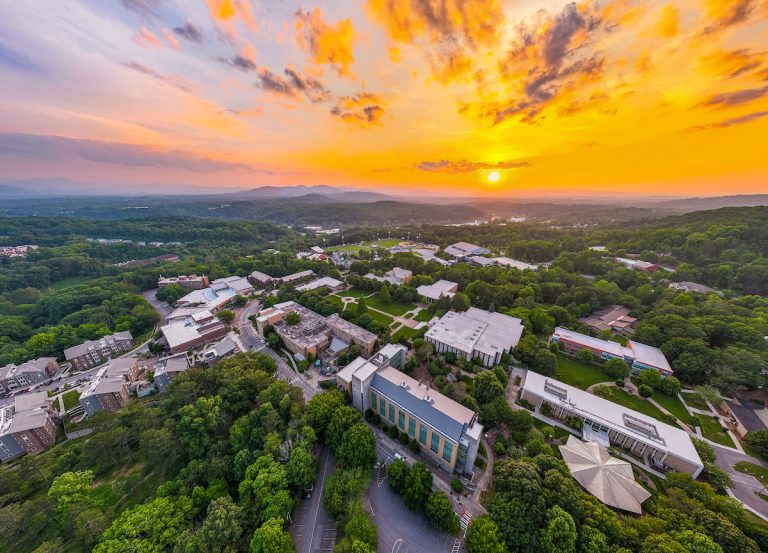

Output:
xmin=337 ymin=343 xmax=406 ymax=386
xmin=553 ymin=327 xmax=627 ymax=357
xmin=628 ymin=341 xmax=672 ymax=373
xmin=372 ymin=365 xmax=478 ymax=442
xmin=426 ymin=308 xmax=524 ymax=358
xmin=157 ymin=355 xmax=189 ymax=376
xmin=524 ymin=371 xmax=701 ymax=464
xmin=63 ymin=331 xmax=133 ymax=361
xmin=580 ymin=305 xmax=637 ymax=333
xmin=469 ymin=256 xmax=496 ymax=267
xmin=417 ymin=280 xmax=459 ymax=301
xmin=249 ymin=270 xmax=274 ymax=282
xmin=670 ymin=281 xmax=717 ymax=294
xmin=6 ymin=391 xmax=51 ymax=434
xmin=296 ymin=276 xmax=344 ymax=292
xmin=279 ymin=270 xmax=315 ymax=283
xmin=444 ymin=242 xmax=490 ymax=257
xmin=212 ymin=276 xmax=253 ymax=294
xmin=0 ymin=357 xmax=55 ymax=381
xmin=81 ymin=367 xmax=126 ymax=398
xmin=494 ymin=257 xmax=538 ymax=271
xmin=160 ymin=318 xmax=227 ymax=351
xmin=326 ymin=313 xmax=378 ymax=345
xmin=272 ymin=302 xmax=330 ymax=348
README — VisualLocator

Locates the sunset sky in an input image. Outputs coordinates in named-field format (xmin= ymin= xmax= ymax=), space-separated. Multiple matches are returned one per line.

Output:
xmin=1 ymin=0 xmax=767 ymax=196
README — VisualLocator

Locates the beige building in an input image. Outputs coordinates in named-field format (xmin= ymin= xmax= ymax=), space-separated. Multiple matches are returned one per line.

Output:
xmin=0 ymin=392 xmax=58 ymax=461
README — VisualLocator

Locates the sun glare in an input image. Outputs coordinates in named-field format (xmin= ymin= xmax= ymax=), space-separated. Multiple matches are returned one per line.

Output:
xmin=487 ymin=170 xmax=501 ymax=183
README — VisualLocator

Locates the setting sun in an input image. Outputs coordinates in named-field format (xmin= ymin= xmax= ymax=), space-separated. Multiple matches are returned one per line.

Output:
xmin=487 ymin=171 xmax=501 ymax=183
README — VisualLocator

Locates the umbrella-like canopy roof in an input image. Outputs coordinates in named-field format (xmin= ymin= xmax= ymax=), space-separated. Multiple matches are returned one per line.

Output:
xmin=558 ymin=436 xmax=651 ymax=514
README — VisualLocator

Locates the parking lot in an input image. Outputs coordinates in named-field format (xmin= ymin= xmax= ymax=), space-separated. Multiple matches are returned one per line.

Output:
xmin=290 ymin=447 xmax=338 ymax=553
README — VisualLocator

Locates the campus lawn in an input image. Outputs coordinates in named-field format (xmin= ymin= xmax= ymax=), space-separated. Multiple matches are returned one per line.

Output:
xmin=49 ymin=275 xmax=89 ymax=290
xmin=371 ymin=238 xmax=402 ymax=249
xmin=392 ymin=326 xmax=421 ymax=341
xmin=554 ymin=355 xmax=611 ymax=390
xmin=597 ymin=387 xmax=671 ymax=424
xmin=336 ymin=289 xmax=370 ymax=299
xmin=681 ymin=392 xmax=711 ymax=411
xmin=365 ymin=295 xmax=416 ymax=316
xmin=697 ymin=414 xmax=736 ymax=448
xmin=365 ymin=309 xmax=394 ymax=325
xmin=414 ymin=309 xmax=433 ymax=322
xmin=62 ymin=389 xmax=81 ymax=411
xmin=326 ymin=243 xmax=370 ymax=253
xmin=652 ymin=391 xmax=691 ymax=422
xmin=735 ymin=461 xmax=768 ymax=485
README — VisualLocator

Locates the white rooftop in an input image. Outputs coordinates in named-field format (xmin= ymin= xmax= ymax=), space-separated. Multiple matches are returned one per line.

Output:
xmin=426 ymin=308 xmax=524 ymax=357
xmin=553 ymin=327 xmax=627 ymax=357
xmin=296 ymin=276 xmax=343 ymax=292
xmin=494 ymin=257 xmax=538 ymax=271
xmin=417 ymin=280 xmax=459 ymax=301
xmin=524 ymin=371 xmax=701 ymax=465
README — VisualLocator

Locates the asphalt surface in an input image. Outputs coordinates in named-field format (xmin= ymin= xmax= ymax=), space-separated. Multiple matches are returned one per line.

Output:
xmin=713 ymin=443 xmax=768 ymax=518
xmin=290 ymin=447 xmax=337 ymax=553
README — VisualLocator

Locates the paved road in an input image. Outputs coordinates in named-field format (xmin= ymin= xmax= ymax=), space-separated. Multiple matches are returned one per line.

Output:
xmin=713 ymin=443 xmax=768 ymax=519
xmin=290 ymin=447 xmax=337 ymax=553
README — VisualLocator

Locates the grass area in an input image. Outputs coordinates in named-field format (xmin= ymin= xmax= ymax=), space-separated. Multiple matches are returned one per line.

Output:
xmin=681 ymin=392 xmax=711 ymax=411
xmin=62 ymin=389 xmax=81 ymax=411
xmin=532 ymin=417 xmax=572 ymax=440
xmin=335 ymin=289 xmax=369 ymax=299
xmin=597 ymin=387 xmax=672 ymax=424
xmin=554 ymin=355 xmax=611 ymax=390
xmin=48 ymin=275 xmax=89 ymax=290
xmin=365 ymin=309 xmax=394 ymax=325
xmin=392 ymin=326 xmax=421 ymax=341
xmin=735 ymin=461 xmax=768 ymax=485
xmin=325 ymin=294 xmax=346 ymax=310
xmin=698 ymin=414 xmax=736 ymax=448
xmin=414 ymin=309 xmax=433 ymax=322
xmin=326 ymin=244 xmax=370 ymax=253
xmin=652 ymin=391 xmax=690 ymax=422
xmin=364 ymin=294 xmax=416 ymax=316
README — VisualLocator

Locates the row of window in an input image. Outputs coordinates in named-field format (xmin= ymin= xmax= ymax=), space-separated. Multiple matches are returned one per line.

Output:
xmin=371 ymin=391 xmax=454 ymax=463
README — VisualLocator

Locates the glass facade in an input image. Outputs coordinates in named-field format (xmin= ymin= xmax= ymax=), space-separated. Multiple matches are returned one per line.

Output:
xmin=389 ymin=403 xmax=395 ymax=423
xmin=398 ymin=412 xmax=405 ymax=430
xmin=442 ymin=442 xmax=453 ymax=462
xmin=371 ymin=392 xmax=377 ymax=412
xmin=431 ymin=433 xmax=440 ymax=453
xmin=419 ymin=425 xmax=427 ymax=445
xmin=379 ymin=398 xmax=386 ymax=417
xmin=408 ymin=418 xmax=416 ymax=438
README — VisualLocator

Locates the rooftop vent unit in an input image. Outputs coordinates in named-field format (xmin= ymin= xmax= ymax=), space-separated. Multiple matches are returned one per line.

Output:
xmin=544 ymin=380 xmax=568 ymax=400
xmin=623 ymin=414 xmax=665 ymax=444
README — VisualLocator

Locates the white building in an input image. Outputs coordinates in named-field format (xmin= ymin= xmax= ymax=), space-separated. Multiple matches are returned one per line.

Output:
xmin=174 ymin=276 xmax=252 ymax=312
xmin=365 ymin=267 xmax=413 ymax=286
xmin=443 ymin=242 xmax=490 ymax=259
xmin=416 ymin=280 xmax=459 ymax=302
xmin=295 ymin=276 xmax=345 ymax=293
xmin=425 ymin=308 xmax=525 ymax=367
xmin=494 ymin=257 xmax=538 ymax=271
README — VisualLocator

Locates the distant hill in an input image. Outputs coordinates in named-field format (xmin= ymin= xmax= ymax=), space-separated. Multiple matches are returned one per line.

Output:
xmin=0 ymin=178 xmax=243 ymax=197
xmin=234 ymin=186 xmax=392 ymax=203
xmin=651 ymin=194 xmax=768 ymax=211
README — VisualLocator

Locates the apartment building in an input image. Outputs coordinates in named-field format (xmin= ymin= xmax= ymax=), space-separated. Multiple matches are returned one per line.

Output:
xmin=425 ymin=308 xmax=525 ymax=367
xmin=157 ymin=274 xmax=209 ymax=289
xmin=338 ymin=345 xmax=482 ymax=474
xmin=520 ymin=371 xmax=703 ymax=477
xmin=154 ymin=355 xmax=189 ymax=392
xmin=551 ymin=327 xmax=673 ymax=376
xmin=79 ymin=368 xmax=129 ymax=417
xmin=249 ymin=271 xmax=274 ymax=287
xmin=64 ymin=331 xmax=134 ymax=371
xmin=0 ymin=392 xmax=58 ymax=462
xmin=0 ymin=357 xmax=58 ymax=394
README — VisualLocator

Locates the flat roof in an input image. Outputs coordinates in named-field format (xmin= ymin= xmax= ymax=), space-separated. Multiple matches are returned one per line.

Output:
xmin=338 ymin=343 xmax=406 ymax=385
xmin=425 ymin=308 xmax=524 ymax=357
xmin=628 ymin=341 xmax=671 ymax=372
xmin=494 ymin=257 xmax=538 ymax=271
xmin=371 ymin=365 xmax=477 ymax=442
xmin=161 ymin=318 xmax=227 ymax=349
xmin=523 ymin=371 xmax=701 ymax=465
xmin=553 ymin=327 xmax=627 ymax=357
xmin=296 ymin=276 xmax=343 ymax=292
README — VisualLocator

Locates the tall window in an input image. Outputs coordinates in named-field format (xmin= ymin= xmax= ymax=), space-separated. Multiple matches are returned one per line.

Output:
xmin=431 ymin=433 xmax=440 ymax=453
xmin=370 ymin=391 xmax=377 ymax=411
xmin=389 ymin=403 xmax=395 ymax=423
xmin=379 ymin=398 xmax=386 ymax=417
xmin=408 ymin=418 xmax=416 ymax=438
xmin=419 ymin=425 xmax=427 ymax=445
xmin=442 ymin=442 xmax=453 ymax=462
xmin=398 ymin=412 xmax=405 ymax=430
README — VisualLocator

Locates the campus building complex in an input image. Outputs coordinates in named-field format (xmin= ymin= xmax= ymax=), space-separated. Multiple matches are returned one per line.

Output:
xmin=174 ymin=276 xmax=253 ymax=312
xmin=493 ymin=257 xmax=538 ymax=271
xmin=256 ymin=301 xmax=377 ymax=358
xmin=520 ymin=371 xmax=703 ymax=477
xmin=160 ymin=314 xmax=229 ymax=354
xmin=551 ymin=327 xmax=673 ymax=376
xmin=64 ymin=331 xmax=134 ymax=371
xmin=0 ymin=357 xmax=58 ymax=394
xmin=154 ymin=355 xmax=189 ymax=392
xmin=337 ymin=344 xmax=482 ymax=474
xmin=443 ymin=242 xmax=490 ymax=259
xmin=416 ymin=280 xmax=459 ymax=302
xmin=157 ymin=274 xmax=209 ymax=290
xmin=78 ymin=358 xmax=146 ymax=417
xmin=296 ymin=276 xmax=345 ymax=293
xmin=580 ymin=305 xmax=637 ymax=337
xmin=364 ymin=267 xmax=413 ymax=286
xmin=425 ymin=308 xmax=525 ymax=367
xmin=0 ymin=392 xmax=58 ymax=462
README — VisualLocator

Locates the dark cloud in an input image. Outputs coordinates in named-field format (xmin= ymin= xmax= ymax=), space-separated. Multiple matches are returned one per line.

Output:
xmin=0 ymin=42 xmax=42 ymax=74
xmin=330 ymin=93 xmax=385 ymax=125
xmin=121 ymin=61 xmax=193 ymax=92
xmin=0 ymin=133 xmax=276 ymax=173
xmin=256 ymin=67 xmax=331 ymax=103
xmin=415 ymin=159 xmax=532 ymax=173
xmin=173 ymin=19 xmax=203 ymax=43
xmin=490 ymin=2 xmax=610 ymax=124
xmin=701 ymin=86 xmax=768 ymax=108
xmin=689 ymin=111 xmax=768 ymax=131
xmin=218 ymin=55 xmax=257 ymax=72
xmin=120 ymin=0 xmax=163 ymax=20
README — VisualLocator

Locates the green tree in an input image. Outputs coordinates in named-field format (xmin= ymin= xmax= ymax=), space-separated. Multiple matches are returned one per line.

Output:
xmin=604 ymin=358 xmax=630 ymax=380
xmin=343 ymin=509 xmax=378 ymax=551
xmin=576 ymin=348 xmax=594 ymax=365
xmin=745 ymin=429 xmax=768 ymax=460
xmin=474 ymin=371 xmax=505 ymax=404
xmin=286 ymin=446 xmax=318 ymax=491
xmin=403 ymin=462 xmax=432 ymax=512
xmin=177 ymin=395 xmax=224 ymax=459
xmin=638 ymin=384 xmax=654 ymax=398
xmin=305 ymin=390 xmax=346 ymax=438
xmin=327 ymin=406 xmax=363 ymax=451
xmin=250 ymin=517 xmax=295 ymax=553
xmin=425 ymin=491 xmax=460 ymax=534
xmin=387 ymin=458 xmax=410 ymax=495
xmin=47 ymin=470 xmax=94 ymax=513
xmin=540 ymin=505 xmax=576 ymax=553
xmin=185 ymin=496 xmax=243 ymax=553
xmin=533 ymin=349 xmax=557 ymax=376
xmin=285 ymin=311 xmax=301 ymax=325
xmin=452 ymin=292 xmax=471 ymax=312
xmin=638 ymin=369 xmax=662 ymax=389
xmin=379 ymin=283 xmax=392 ymax=303
xmin=322 ymin=469 xmax=370 ymax=520
xmin=659 ymin=375 xmax=682 ymax=397
xmin=356 ymin=298 xmax=368 ymax=317
xmin=94 ymin=496 xmax=193 ymax=553
xmin=466 ymin=516 xmax=507 ymax=553
xmin=338 ymin=423 xmax=376 ymax=470
xmin=139 ymin=427 xmax=181 ymax=471
xmin=218 ymin=309 xmax=235 ymax=324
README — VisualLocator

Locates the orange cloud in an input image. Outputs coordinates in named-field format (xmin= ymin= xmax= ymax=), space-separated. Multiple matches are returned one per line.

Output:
xmin=133 ymin=27 xmax=161 ymax=48
xmin=162 ymin=28 xmax=181 ymax=50
xmin=331 ymin=92 xmax=386 ymax=126
xmin=698 ymin=48 xmax=766 ymax=78
xmin=205 ymin=0 xmax=257 ymax=35
xmin=295 ymin=8 xmax=356 ymax=77
xmin=655 ymin=4 xmax=681 ymax=37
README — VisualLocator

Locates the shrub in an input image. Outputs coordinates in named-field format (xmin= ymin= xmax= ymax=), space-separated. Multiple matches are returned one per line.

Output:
xmin=409 ymin=439 xmax=420 ymax=453
xmin=450 ymin=479 xmax=464 ymax=493
xmin=615 ymin=379 xmax=625 ymax=387
xmin=399 ymin=432 xmax=410 ymax=445
xmin=638 ymin=384 xmax=654 ymax=398
xmin=388 ymin=426 xmax=399 ymax=440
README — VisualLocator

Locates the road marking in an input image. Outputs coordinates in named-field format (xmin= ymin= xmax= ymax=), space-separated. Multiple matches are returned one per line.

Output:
xmin=306 ymin=449 xmax=330 ymax=553
xmin=392 ymin=539 xmax=403 ymax=553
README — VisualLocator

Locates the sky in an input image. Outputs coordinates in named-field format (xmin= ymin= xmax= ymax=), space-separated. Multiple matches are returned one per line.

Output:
xmin=0 ymin=0 xmax=767 ymax=197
